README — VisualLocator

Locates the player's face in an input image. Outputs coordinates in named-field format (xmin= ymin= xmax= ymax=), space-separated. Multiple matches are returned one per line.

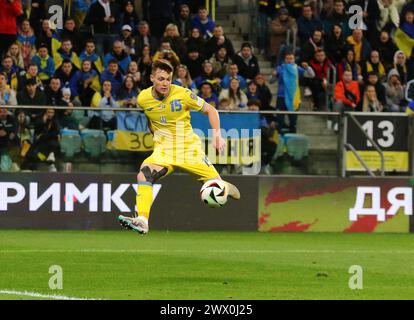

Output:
xmin=151 ymin=69 xmax=172 ymax=96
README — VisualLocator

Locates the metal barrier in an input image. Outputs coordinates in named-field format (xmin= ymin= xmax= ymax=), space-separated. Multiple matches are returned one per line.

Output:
xmin=326 ymin=64 xmax=337 ymax=110
xmin=2 ymin=105 xmax=413 ymax=177
xmin=206 ymin=0 xmax=216 ymax=21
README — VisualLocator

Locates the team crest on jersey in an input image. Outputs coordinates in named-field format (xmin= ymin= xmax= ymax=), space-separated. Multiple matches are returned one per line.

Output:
xmin=157 ymin=104 xmax=166 ymax=110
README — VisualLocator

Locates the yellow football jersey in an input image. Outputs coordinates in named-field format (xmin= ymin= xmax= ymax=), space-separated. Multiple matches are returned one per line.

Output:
xmin=137 ymin=84 xmax=206 ymax=150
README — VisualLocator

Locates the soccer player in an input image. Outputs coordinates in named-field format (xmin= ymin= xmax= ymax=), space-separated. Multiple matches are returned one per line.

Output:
xmin=118 ymin=59 xmax=240 ymax=234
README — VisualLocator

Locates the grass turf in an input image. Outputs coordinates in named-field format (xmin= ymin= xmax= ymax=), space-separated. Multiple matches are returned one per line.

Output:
xmin=0 ymin=230 xmax=414 ymax=300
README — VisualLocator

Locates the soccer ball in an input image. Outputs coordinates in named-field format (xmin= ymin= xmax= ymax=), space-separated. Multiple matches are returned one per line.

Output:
xmin=200 ymin=179 xmax=228 ymax=208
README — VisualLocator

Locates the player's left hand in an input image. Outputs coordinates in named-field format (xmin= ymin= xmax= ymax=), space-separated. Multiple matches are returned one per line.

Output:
xmin=213 ymin=135 xmax=226 ymax=153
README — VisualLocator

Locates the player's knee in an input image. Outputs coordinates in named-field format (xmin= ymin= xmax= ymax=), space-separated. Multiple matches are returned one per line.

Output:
xmin=138 ymin=166 xmax=168 ymax=184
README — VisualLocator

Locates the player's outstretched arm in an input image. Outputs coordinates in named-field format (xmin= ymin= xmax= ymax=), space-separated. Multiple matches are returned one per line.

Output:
xmin=201 ymin=103 xmax=226 ymax=153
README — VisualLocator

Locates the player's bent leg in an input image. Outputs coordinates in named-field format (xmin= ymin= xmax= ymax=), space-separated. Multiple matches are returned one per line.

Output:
xmin=118 ymin=163 xmax=169 ymax=235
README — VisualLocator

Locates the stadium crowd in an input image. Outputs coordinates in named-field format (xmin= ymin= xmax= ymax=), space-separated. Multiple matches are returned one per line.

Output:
xmin=0 ymin=0 xmax=414 ymax=172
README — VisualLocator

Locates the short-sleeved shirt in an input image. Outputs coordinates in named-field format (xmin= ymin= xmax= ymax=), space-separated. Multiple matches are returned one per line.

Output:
xmin=137 ymin=84 xmax=206 ymax=149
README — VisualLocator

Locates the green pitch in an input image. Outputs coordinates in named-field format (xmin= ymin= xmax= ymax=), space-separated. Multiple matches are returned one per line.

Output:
xmin=1 ymin=230 xmax=414 ymax=300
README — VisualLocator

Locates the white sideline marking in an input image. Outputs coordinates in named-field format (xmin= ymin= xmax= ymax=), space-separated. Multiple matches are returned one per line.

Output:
xmin=1 ymin=249 xmax=414 ymax=255
xmin=0 ymin=290 xmax=100 ymax=300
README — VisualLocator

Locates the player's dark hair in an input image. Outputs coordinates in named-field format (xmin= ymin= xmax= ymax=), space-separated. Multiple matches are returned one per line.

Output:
xmin=152 ymin=59 xmax=174 ymax=74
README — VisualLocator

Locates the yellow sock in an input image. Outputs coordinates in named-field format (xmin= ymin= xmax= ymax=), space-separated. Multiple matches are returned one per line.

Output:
xmin=136 ymin=182 xmax=153 ymax=220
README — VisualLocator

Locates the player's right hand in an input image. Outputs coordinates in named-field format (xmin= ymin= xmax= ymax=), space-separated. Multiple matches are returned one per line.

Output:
xmin=213 ymin=135 xmax=226 ymax=153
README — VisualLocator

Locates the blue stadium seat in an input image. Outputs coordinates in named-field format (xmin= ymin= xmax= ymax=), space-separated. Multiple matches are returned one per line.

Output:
xmin=81 ymin=129 xmax=107 ymax=158
xmin=60 ymin=129 xmax=82 ymax=158
xmin=284 ymin=134 xmax=309 ymax=161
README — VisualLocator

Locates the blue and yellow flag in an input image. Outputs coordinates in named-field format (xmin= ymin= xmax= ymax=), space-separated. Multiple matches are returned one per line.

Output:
xmin=283 ymin=64 xmax=301 ymax=111
xmin=395 ymin=28 xmax=414 ymax=57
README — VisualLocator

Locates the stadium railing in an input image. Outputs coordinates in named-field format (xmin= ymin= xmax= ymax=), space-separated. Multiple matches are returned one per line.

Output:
xmin=2 ymin=105 xmax=413 ymax=177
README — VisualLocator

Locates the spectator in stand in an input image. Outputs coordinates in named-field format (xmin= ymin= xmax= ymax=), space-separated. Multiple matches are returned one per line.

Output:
xmin=59 ymin=18 xmax=82 ymax=54
xmin=85 ymin=0 xmax=120 ymax=57
xmin=163 ymin=23 xmax=187 ymax=61
xmin=352 ymin=0 xmax=380 ymax=46
xmin=193 ymin=60 xmax=221 ymax=92
xmin=55 ymin=60 xmax=77 ymax=94
xmin=53 ymin=38 xmax=81 ymax=71
xmin=256 ymin=0 xmax=278 ymax=55
xmin=337 ymin=49 xmax=361 ymax=82
xmin=16 ymin=78 xmax=47 ymax=121
xmin=79 ymin=39 xmax=104 ymax=74
xmin=205 ymin=25 xmax=235 ymax=60
xmin=286 ymin=0 xmax=306 ymax=18
xmin=21 ymin=108 xmax=60 ymax=172
xmin=35 ymin=20 xmax=56 ymax=55
xmin=362 ymin=84 xmax=384 ymax=112
xmin=0 ymin=0 xmax=22 ymax=59
xmin=323 ymin=0 xmax=350 ymax=37
xmin=174 ymin=4 xmax=192 ymax=39
xmin=17 ymin=63 xmax=43 ymax=91
xmin=17 ymin=19 xmax=37 ymax=69
xmin=137 ymin=45 xmax=153 ymax=89
xmin=100 ymin=59 xmax=123 ymax=97
xmin=376 ymin=31 xmax=399 ymax=71
xmin=361 ymin=50 xmax=387 ymax=82
xmin=0 ymin=72 xmax=17 ymax=106
xmin=70 ymin=59 xmax=101 ymax=107
xmin=209 ymin=46 xmax=233 ymax=79
xmin=31 ymin=44 xmax=55 ymax=86
xmin=346 ymin=29 xmax=371 ymax=65
xmin=233 ymin=42 xmax=260 ymax=81
xmin=401 ymin=9 xmax=414 ymax=39
xmin=199 ymin=81 xmax=219 ymax=109
xmin=126 ymin=60 xmax=141 ymax=88
xmin=361 ymin=72 xmax=387 ymax=107
xmin=6 ymin=42 xmax=25 ymax=70
xmin=325 ymin=24 xmax=346 ymax=65
xmin=172 ymin=64 xmax=196 ymax=92
xmin=121 ymin=0 xmax=140 ymax=32
xmin=89 ymin=80 xmax=118 ymax=130
xmin=334 ymin=70 xmax=361 ymax=119
xmin=119 ymin=25 xmax=136 ymax=60
xmin=104 ymin=40 xmax=132 ymax=75
xmin=185 ymin=27 xmax=206 ymax=58
xmin=57 ymin=87 xmax=81 ymax=130
xmin=15 ymin=108 xmax=32 ymax=165
xmin=308 ymin=48 xmax=334 ymax=110
xmin=221 ymin=63 xmax=247 ymax=91
xmin=297 ymin=4 xmax=323 ymax=45
xmin=300 ymin=29 xmax=324 ymax=62
xmin=377 ymin=0 xmax=400 ymax=37
xmin=27 ymin=0 xmax=45 ymax=35
xmin=0 ymin=107 xmax=17 ymax=160
xmin=255 ymin=74 xmax=273 ymax=111
xmin=384 ymin=68 xmax=405 ymax=112
xmin=218 ymin=77 xmax=248 ymax=110
xmin=191 ymin=6 xmax=215 ymax=39
xmin=117 ymin=75 xmax=139 ymax=109
xmin=184 ymin=46 xmax=203 ymax=79
xmin=269 ymin=7 xmax=297 ymax=67
xmin=134 ymin=21 xmax=158 ymax=57
xmin=393 ymin=50 xmax=408 ymax=86
xmin=44 ymin=77 xmax=63 ymax=107
xmin=152 ymin=41 xmax=181 ymax=69
xmin=246 ymin=80 xmax=261 ymax=103
xmin=270 ymin=51 xmax=315 ymax=133
xmin=147 ymin=0 xmax=174 ymax=39
xmin=0 ymin=56 xmax=20 ymax=91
